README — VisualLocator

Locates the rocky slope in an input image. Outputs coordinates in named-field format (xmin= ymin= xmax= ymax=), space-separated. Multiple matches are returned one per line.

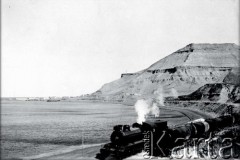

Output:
xmin=87 ymin=43 xmax=240 ymax=103
xmin=177 ymin=83 xmax=240 ymax=103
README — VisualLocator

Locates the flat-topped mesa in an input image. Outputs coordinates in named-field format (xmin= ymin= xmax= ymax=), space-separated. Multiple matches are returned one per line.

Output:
xmin=175 ymin=43 xmax=239 ymax=53
xmin=148 ymin=43 xmax=239 ymax=70
xmin=90 ymin=43 xmax=240 ymax=102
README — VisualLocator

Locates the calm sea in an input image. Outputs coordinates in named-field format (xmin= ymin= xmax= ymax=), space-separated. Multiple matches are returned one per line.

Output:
xmin=1 ymin=100 xmax=137 ymax=159
xmin=1 ymin=100 xmax=188 ymax=159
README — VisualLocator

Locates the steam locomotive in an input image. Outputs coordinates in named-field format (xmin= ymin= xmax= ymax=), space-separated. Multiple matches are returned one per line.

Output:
xmin=96 ymin=113 xmax=240 ymax=160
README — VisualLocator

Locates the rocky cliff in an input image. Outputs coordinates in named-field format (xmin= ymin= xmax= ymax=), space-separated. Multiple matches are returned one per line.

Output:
xmin=89 ymin=43 xmax=240 ymax=103
xmin=177 ymin=83 xmax=240 ymax=103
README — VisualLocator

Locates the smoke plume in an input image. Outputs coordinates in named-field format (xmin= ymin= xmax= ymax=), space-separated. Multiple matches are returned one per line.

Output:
xmin=218 ymin=87 xmax=229 ymax=103
xmin=153 ymin=87 xmax=165 ymax=106
xmin=171 ymin=88 xmax=178 ymax=98
xmin=135 ymin=88 xmax=164 ymax=124
xmin=151 ymin=103 xmax=160 ymax=117
xmin=135 ymin=99 xmax=150 ymax=124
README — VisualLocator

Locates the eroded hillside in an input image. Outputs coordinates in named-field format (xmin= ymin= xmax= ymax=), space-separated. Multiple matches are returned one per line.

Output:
xmin=86 ymin=43 xmax=240 ymax=103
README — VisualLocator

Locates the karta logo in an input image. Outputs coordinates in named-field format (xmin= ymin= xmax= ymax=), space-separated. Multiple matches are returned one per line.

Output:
xmin=143 ymin=131 xmax=240 ymax=159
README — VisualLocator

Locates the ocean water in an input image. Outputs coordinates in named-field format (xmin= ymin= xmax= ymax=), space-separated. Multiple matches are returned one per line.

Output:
xmin=1 ymin=101 xmax=137 ymax=159
xmin=1 ymin=100 xmax=189 ymax=159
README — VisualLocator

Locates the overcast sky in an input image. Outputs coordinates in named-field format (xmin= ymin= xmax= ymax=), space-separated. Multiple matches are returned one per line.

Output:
xmin=2 ymin=0 xmax=239 ymax=97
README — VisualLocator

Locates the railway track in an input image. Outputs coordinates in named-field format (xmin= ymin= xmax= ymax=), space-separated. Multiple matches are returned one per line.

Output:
xmin=158 ymin=106 xmax=212 ymax=127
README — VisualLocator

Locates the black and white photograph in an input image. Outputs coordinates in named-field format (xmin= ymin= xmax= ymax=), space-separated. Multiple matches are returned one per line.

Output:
xmin=1 ymin=0 xmax=240 ymax=159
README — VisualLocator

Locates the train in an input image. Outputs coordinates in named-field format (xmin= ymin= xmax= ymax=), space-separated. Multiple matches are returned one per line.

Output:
xmin=96 ymin=113 xmax=240 ymax=160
